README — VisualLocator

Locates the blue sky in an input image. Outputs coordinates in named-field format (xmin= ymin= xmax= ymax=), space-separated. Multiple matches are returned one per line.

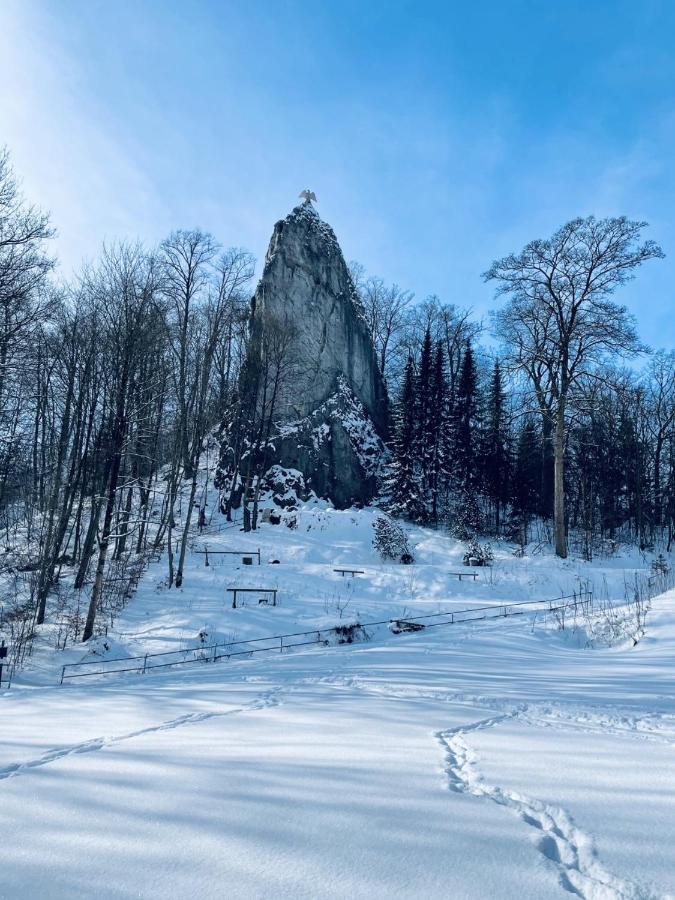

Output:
xmin=2 ymin=0 xmax=674 ymax=348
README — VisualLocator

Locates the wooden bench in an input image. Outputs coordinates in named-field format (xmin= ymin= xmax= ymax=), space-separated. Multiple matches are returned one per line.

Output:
xmin=449 ymin=571 xmax=479 ymax=581
xmin=227 ymin=587 xmax=278 ymax=609
xmin=333 ymin=568 xmax=365 ymax=578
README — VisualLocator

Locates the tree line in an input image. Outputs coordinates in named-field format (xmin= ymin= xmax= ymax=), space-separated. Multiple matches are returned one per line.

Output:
xmin=0 ymin=145 xmax=670 ymax=658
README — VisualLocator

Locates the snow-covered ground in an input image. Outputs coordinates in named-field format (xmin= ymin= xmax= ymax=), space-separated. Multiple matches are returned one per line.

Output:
xmin=2 ymin=502 xmax=674 ymax=899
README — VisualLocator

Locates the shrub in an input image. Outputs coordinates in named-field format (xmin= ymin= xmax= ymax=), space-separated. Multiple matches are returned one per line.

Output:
xmin=463 ymin=538 xmax=493 ymax=567
xmin=373 ymin=515 xmax=415 ymax=564
xmin=333 ymin=623 xmax=369 ymax=644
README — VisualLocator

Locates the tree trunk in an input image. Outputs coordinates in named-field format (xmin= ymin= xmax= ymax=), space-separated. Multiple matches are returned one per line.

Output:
xmin=35 ymin=372 xmax=74 ymax=624
xmin=83 ymin=390 xmax=127 ymax=640
xmin=113 ymin=484 xmax=134 ymax=559
xmin=74 ymin=497 xmax=102 ymax=589
xmin=82 ymin=457 xmax=121 ymax=642
xmin=175 ymin=467 xmax=199 ymax=588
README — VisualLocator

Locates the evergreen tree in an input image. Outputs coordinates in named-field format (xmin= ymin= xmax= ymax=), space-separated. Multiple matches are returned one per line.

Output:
xmin=415 ymin=326 xmax=434 ymax=501
xmin=511 ymin=417 xmax=539 ymax=544
xmin=538 ymin=419 xmax=555 ymax=520
xmin=482 ymin=360 xmax=510 ymax=532
xmin=428 ymin=340 xmax=448 ymax=522
xmin=616 ymin=399 xmax=651 ymax=548
xmin=569 ymin=418 xmax=600 ymax=560
xmin=453 ymin=341 xmax=480 ymax=490
xmin=448 ymin=341 xmax=483 ymax=536
xmin=386 ymin=356 xmax=424 ymax=520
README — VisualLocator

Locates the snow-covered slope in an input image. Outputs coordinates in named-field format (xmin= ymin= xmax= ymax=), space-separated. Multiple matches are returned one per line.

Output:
xmin=1 ymin=503 xmax=674 ymax=899
xmin=19 ymin=498 xmax=662 ymax=686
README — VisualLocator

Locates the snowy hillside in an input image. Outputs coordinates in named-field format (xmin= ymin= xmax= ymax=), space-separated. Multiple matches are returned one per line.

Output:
xmin=14 ymin=492 xmax=662 ymax=686
xmin=2 ymin=501 xmax=674 ymax=899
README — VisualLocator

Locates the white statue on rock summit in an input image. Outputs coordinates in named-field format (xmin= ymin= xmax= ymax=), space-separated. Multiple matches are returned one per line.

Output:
xmin=299 ymin=189 xmax=317 ymax=204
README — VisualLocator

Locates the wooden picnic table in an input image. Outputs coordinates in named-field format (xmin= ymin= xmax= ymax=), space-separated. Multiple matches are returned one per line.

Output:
xmin=333 ymin=568 xmax=365 ymax=577
xmin=449 ymin=571 xmax=479 ymax=581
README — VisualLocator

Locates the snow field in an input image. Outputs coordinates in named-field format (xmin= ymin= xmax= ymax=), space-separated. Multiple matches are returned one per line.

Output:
xmin=2 ymin=503 xmax=675 ymax=898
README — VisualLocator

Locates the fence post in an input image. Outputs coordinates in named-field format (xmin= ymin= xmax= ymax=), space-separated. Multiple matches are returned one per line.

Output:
xmin=212 ymin=643 xmax=217 ymax=662
xmin=142 ymin=655 xmax=148 ymax=675
xmin=60 ymin=665 xmax=66 ymax=685
xmin=257 ymin=548 xmax=261 ymax=565
xmin=279 ymin=635 xmax=283 ymax=653
xmin=205 ymin=547 xmax=209 ymax=567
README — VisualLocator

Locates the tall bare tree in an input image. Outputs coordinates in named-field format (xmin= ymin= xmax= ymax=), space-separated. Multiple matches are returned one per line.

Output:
xmin=486 ymin=216 xmax=663 ymax=558
xmin=82 ymin=244 xmax=162 ymax=641
xmin=355 ymin=271 xmax=414 ymax=386
xmin=173 ymin=248 xmax=254 ymax=587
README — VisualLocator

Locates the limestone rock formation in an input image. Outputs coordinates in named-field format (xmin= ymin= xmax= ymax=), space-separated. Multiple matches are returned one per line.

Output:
xmin=249 ymin=201 xmax=388 ymax=507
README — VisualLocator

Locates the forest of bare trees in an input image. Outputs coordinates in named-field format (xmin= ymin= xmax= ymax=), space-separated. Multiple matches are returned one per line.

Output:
xmin=0 ymin=150 xmax=252 ymax=664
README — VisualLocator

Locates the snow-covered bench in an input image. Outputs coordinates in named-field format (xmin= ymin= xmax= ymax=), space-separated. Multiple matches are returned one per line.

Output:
xmin=227 ymin=587 xmax=278 ymax=609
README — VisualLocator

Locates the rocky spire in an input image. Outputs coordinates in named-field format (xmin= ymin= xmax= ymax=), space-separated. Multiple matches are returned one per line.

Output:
xmin=248 ymin=201 xmax=388 ymax=507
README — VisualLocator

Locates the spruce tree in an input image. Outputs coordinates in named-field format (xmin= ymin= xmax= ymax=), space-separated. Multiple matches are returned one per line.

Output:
xmin=453 ymin=341 xmax=480 ymax=489
xmin=415 ymin=326 xmax=435 ymax=506
xmin=511 ymin=417 xmax=539 ymax=544
xmin=386 ymin=355 xmax=424 ymax=520
xmin=450 ymin=341 xmax=483 ymax=536
xmin=428 ymin=340 xmax=448 ymax=523
xmin=482 ymin=360 xmax=510 ymax=532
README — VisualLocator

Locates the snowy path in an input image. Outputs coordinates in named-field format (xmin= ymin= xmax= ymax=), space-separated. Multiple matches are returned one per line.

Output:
xmin=2 ymin=589 xmax=675 ymax=897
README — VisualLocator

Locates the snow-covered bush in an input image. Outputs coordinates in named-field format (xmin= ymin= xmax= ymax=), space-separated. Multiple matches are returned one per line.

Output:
xmin=373 ymin=515 xmax=415 ymax=564
xmin=463 ymin=539 xmax=493 ymax=567
xmin=333 ymin=623 xmax=370 ymax=644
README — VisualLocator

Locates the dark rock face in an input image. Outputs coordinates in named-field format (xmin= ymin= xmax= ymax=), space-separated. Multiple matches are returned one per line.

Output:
xmin=250 ymin=202 xmax=387 ymax=507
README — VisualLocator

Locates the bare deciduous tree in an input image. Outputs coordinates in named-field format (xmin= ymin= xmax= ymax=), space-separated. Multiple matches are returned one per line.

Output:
xmin=486 ymin=216 xmax=663 ymax=558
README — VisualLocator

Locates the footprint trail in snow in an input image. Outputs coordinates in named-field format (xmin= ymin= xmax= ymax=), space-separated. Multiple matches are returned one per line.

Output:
xmin=437 ymin=713 xmax=660 ymax=900
xmin=0 ymin=686 xmax=281 ymax=783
